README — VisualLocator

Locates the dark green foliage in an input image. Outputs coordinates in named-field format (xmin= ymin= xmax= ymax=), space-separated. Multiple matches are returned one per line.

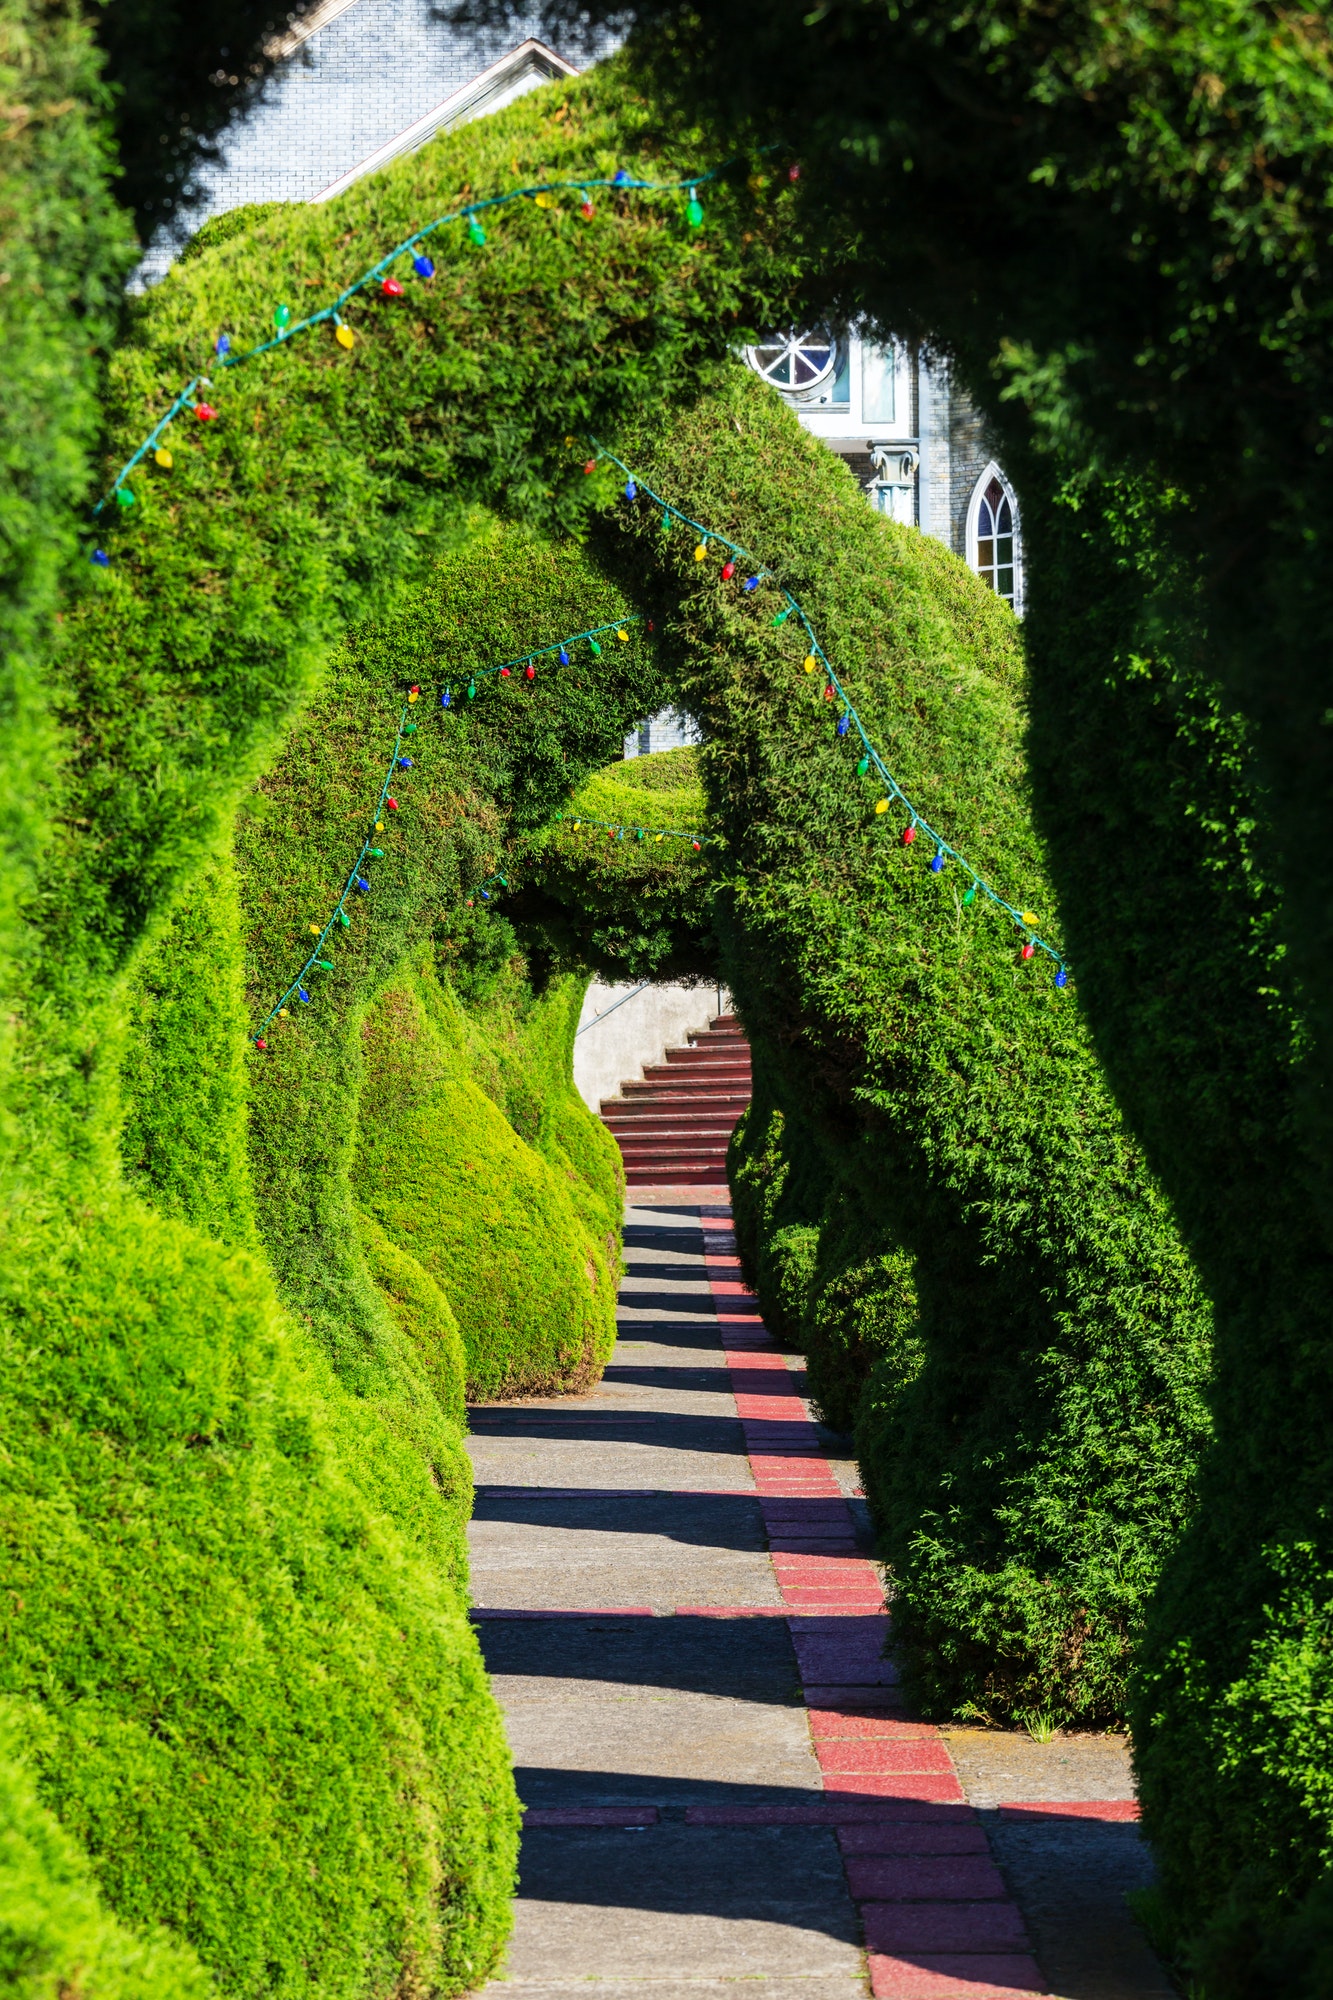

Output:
xmin=727 ymin=1085 xmax=824 ymax=1352
xmin=1012 ymin=462 xmax=1333 ymax=1988
xmin=600 ymin=371 xmax=1211 ymax=1724
xmin=729 ymin=1057 xmax=920 ymax=1433
xmin=353 ymin=953 xmax=620 ymax=1400
xmin=808 ymin=1200 xmax=918 ymax=1438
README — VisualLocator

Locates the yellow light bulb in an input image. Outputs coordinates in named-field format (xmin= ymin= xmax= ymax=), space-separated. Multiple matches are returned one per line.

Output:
xmin=335 ymin=324 xmax=355 ymax=350
xmin=375 ymin=820 xmax=384 ymax=832
xmin=694 ymin=542 xmax=707 ymax=562
xmin=617 ymin=628 xmax=629 ymax=642
xmin=407 ymin=689 xmax=419 ymax=703
xmin=874 ymin=799 xmax=890 ymax=815
xmin=803 ymin=655 xmax=816 ymax=674
xmin=278 ymin=1008 xmax=288 ymax=1018
xmin=534 ymin=191 xmax=554 ymax=209
xmin=154 ymin=446 xmax=173 ymax=469
xmin=655 ymin=833 xmax=664 ymax=843
xmin=1022 ymin=910 xmax=1039 ymax=926
xmin=309 ymin=923 xmax=321 ymax=935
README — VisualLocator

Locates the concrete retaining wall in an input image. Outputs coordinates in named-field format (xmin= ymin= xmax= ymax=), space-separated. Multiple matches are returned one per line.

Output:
xmin=573 ymin=980 xmax=727 ymax=1112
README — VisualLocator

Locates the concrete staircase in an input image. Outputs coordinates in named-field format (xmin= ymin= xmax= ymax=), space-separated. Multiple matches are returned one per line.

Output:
xmin=600 ymin=1014 xmax=752 ymax=1185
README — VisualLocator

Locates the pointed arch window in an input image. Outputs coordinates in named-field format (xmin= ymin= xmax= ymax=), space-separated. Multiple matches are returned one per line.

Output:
xmin=967 ymin=465 xmax=1022 ymax=611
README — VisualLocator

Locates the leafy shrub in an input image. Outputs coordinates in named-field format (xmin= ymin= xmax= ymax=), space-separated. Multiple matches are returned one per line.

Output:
xmin=353 ymin=953 xmax=620 ymax=1400
xmin=0 ymin=1707 xmax=209 ymax=2000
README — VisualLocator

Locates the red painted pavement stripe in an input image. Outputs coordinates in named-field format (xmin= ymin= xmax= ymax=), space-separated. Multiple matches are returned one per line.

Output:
xmin=868 ymin=1953 xmax=1047 ymax=1998
xmin=699 ymin=1196 xmax=1049 ymax=1995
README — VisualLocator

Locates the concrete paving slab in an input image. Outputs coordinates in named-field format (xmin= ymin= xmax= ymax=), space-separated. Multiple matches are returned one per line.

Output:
xmin=502 ymin=1826 xmax=865 ymax=1980
xmin=941 ymin=1731 xmax=1135 ymax=1807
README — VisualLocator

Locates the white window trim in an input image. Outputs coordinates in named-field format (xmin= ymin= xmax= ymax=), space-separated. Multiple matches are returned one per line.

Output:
xmin=310 ymin=39 xmax=579 ymax=203
xmin=965 ymin=460 xmax=1024 ymax=615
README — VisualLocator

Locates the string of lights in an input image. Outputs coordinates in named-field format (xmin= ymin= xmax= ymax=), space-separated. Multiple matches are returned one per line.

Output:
xmin=251 ymin=615 xmax=638 ymax=1047
xmin=583 ymin=438 xmax=1068 ymax=987
xmin=90 ymin=164 xmax=729 ymax=536
xmin=561 ymin=814 xmax=706 ymax=849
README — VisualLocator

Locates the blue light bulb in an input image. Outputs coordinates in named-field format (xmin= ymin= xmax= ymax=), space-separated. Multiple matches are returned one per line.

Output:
xmin=215 ymin=333 xmax=230 ymax=356
xmin=397 ymin=755 xmax=413 ymax=768
xmin=441 ymin=689 xmax=452 ymax=708
xmin=559 ymin=648 xmax=570 ymax=666
xmin=744 ymin=576 xmax=759 ymax=592
xmin=356 ymin=877 xmax=370 ymax=891
xmin=1055 ymin=968 xmax=1068 ymax=989
xmin=298 ymin=987 xmax=310 ymax=1003
xmin=91 ymin=549 xmax=110 ymax=567
xmin=613 ymin=168 xmax=631 ymax=185
xmin=930 ymin=850 xmax=945 ymax=873
xmin=625 ymin=479 xmax=637 ymax=500
xmin=414 ymin=254 xmax=435 ymax=278
xmin=836 ymin=716 xmax=849 ymax=736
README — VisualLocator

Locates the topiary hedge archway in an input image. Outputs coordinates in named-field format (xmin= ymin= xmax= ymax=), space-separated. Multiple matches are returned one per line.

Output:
xmin=0 ymin=49 xmax=1226 ymax=1998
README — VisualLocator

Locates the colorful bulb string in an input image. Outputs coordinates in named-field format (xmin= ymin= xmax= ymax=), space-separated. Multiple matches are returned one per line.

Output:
xmin=583 ymin=437 xmax=1068 ymax=990
xmin=560 ymin=813 xmax=706 ymax=850
xmin=440 ymin=616 xmax=641 ymax=706
xmin=252 ymin=614 xmax=637 ymax=1046
xmin=91 ymin=161 xmax=732 ymax=525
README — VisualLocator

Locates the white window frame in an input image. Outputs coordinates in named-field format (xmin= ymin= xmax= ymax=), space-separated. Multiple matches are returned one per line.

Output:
xmin=965 ymin=461 xmax=1024 ymax=615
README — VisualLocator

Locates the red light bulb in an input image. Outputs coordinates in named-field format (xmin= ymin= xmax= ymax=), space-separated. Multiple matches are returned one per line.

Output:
xmin=901 ymin=825 xmax=917 ymax=846
xmin=382 ymin=277 xmax=404 ymax=297
xmin=1021 ymin=940 xmax=1035 ymax=960
xmin=387 ymin=797 xmax=399 ymax=811
xmin=525 ymin=663 xmax=535 ymax=680
xmin=194 ymin=402 xmax=217 ymax=421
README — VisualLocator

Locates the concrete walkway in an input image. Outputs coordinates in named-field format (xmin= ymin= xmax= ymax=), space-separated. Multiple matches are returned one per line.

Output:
xmin=467 ymin=1194 xmax=1174 ymax=2000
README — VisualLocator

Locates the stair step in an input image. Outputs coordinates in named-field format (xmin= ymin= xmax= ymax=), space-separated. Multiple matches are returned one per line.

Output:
xmin=598 ymin=1013 xmax=752 ymax=1184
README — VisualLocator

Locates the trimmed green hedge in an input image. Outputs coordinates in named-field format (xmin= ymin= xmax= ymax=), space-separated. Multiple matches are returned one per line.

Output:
xmin=728 ymin=1055 xmax=919 ymax=1435
xmin=354 ymin=953 xmax=620 ymax=1400
xmin=598 ymin=370 xmax=1212 ymax=1724
xmin=514 ymin=745 xmax=715 ymax=982
xmin=0 ymin=1714 xmax=210 ymax=2000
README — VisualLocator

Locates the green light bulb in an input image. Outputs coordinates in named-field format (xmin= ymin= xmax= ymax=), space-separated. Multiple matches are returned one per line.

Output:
xmin=468 ymin=218 xmax=486 ymax=246
xmin=857 ymin=755 xmax=870 ymax=777
xmin=274 ymin=303 xmax=291 ymax=330
xmin=963 ymin=884 xmax=978 ymax=906
xmin=686 ymin=196 xmax=704 ymax=228
xmin=115 ymin=486 xmax=136 ymax=510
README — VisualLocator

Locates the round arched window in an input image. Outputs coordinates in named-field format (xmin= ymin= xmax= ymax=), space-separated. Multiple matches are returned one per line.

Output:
xmin=745 ymin=330 xmax=839 ymax=394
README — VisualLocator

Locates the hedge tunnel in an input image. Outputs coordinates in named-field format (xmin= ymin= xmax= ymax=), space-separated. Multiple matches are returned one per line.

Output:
xmin=0 ymin=39 xmax=1325 ymax=2000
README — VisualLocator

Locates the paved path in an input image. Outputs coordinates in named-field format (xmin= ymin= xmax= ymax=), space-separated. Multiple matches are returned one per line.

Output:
xmin=468 ymin=1194 xmax=1174 ymax=2000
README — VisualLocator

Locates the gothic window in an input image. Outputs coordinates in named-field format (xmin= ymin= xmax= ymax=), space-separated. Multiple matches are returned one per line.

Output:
xmin=967 ymin=465 xmax=1021 ymax=610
